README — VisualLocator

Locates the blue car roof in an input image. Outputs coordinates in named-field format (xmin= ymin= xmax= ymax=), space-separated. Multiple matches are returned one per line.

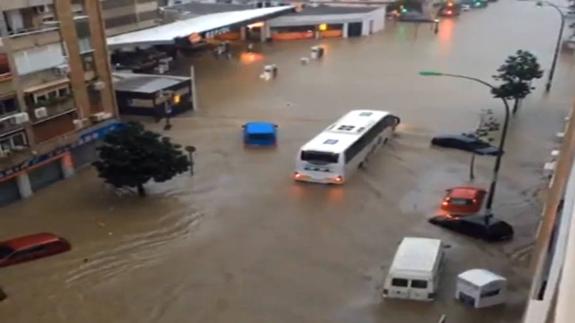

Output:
xmin=244 ymin=122 xmax=276 ymax=135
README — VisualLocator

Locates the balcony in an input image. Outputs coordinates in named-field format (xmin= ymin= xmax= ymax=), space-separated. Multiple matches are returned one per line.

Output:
xmin=0 ymin=113 xmax=24 ymax=136
xmin=8 ymin=28 xmax=61 ymax=52
xmin=29 ymin=95 xmax=76 ymax=124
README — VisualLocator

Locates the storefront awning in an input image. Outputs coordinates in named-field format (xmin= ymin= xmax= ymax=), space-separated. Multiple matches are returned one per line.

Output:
xmin=107 ymin=5 xmax=294 ymax=48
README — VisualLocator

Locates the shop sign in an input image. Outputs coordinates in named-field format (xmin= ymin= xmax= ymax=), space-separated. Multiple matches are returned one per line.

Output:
xmin=204 ymin=27 xmax=231 ymax=39
xmin=0 ymin=122 xmax=123 ymax=180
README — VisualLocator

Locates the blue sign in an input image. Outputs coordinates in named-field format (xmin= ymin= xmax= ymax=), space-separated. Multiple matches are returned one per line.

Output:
xmin=0 ymin=121 xmax=124 ymax=181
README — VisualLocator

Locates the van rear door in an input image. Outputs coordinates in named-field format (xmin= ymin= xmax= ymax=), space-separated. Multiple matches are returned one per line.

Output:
xmin=409 ymin=279 xmax=431 ymax=300
xmin=389 ymin=278 xmax=410 ymax=298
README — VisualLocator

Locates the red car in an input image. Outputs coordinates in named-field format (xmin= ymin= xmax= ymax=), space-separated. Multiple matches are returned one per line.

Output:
xmin=0 ymin=233 xmax=71 ymax=268
xmin=440 ymin=187 xmax=487 ymax=215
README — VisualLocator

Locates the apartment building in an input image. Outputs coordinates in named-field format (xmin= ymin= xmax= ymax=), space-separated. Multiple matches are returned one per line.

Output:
xmin=101 ymin=0 xmax=159 ymax=36
xmin=0 ymin=0 xmax=120 ymax=206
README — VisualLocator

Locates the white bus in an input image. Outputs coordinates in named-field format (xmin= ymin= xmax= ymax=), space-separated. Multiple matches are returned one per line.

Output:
xmin=293 ymin=109 xmax=400 ymax=184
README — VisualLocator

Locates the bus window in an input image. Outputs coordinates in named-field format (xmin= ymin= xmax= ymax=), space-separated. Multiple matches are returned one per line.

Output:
xmin=301 ymin=151 xmax=339 ymax=164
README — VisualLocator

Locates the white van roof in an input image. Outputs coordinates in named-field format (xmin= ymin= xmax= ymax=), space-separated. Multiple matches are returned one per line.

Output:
xmin=458 ymin=269 xmax=506 ymax=287
xmin=389 ymin=237 xmax=442 ymax=276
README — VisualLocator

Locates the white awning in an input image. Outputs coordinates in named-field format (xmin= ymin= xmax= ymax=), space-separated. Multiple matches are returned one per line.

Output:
xmin=107 ymin=6 xmax=294 ymax=48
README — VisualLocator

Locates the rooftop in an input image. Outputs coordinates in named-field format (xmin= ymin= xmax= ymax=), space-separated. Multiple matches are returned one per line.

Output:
xmin=389 ymin=237 xmax=442 ymax=274
xmin=301 ymin=109 xmax=390 ymax=154
xmin=458 ymin=269 xmax=506 ymax=287
xmin=286 ymin=5 xmax=380 ymax=16
xmin=113 ymin=73 xmax=190 ymax=94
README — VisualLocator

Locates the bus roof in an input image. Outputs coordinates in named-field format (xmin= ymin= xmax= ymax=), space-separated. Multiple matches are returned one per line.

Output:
xmin=389 ymin=237 xmax=442 ymax=276
xmin=301 ymin=109 xmax=390 ymax=154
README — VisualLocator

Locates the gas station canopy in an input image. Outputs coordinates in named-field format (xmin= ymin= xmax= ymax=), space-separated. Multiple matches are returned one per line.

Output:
xmin=107 ymin=5 xmax=294 ymax=48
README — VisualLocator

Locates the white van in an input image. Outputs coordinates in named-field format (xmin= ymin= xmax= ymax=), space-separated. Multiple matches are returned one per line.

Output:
xmin=382 ymin=237 xmax=444 ymax=301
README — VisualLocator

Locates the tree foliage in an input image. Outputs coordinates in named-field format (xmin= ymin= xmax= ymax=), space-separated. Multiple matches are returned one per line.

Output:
xmin=93 ymin=122 xmax=190 ymax=196
xmin=492 ymin=50 xmax=543 ymax=114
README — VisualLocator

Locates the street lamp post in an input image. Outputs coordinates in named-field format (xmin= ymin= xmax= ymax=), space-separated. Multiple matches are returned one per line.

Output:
xmin=420 ymin=71 xmax=511 ymax=221
xmin=537 ymin=1 xmax=566 ymax=93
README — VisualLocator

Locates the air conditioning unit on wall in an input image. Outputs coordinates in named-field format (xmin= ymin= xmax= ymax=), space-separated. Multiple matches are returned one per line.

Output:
xmin=92 ymin=81 xmax=106 ymax=91
xmin=13 ymin=112 xmax=30 ymax=125
xmin=34 ymin=107 xmax=48 ymax=119
xmin=73 ymin=118 xmax=88 ymax=130
xmin=89 ymin=112 xmax=113 ymax=123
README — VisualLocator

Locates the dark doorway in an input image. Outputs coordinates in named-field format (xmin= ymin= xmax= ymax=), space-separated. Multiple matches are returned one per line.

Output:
xmin=348 ymin=22 xmax=363 ymax=37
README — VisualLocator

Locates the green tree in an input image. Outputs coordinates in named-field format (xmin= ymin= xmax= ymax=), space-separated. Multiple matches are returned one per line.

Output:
xmin=492 ymin=50 xmax=543 ymax=114
xmin=93 ymin=122 xmax=190 ymax=196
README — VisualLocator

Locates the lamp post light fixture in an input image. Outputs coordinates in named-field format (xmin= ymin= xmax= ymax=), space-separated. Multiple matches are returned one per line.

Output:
xmin=536 ymin=0 xmax=566 ymax=93
xmin=419 ymin=71 xmax=511 ymax=222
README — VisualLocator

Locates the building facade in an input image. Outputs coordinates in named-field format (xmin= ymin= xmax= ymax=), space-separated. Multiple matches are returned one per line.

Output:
xmin=101 ymin=0 xmax=159 ymax=36
xmin=0 ymin=0 xmax=119 ymax=206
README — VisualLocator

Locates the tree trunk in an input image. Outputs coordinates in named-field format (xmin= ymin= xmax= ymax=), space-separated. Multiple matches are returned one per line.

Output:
xmin=137 ymin=184 xmax=146 ymax=197
xmin=512 ymin=99 xmax=520 ymax=115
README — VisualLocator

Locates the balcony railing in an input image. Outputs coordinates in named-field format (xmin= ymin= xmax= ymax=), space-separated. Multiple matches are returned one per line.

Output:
xmin=0 ymin=113 xmax=24 ymax=136
xmin=29 ymin=96 xmax=76 ymax=124
xmin=8 ymin=26 xmax=59 ymax=39
xmin=0 ymin=72 xmax=12 ymax=83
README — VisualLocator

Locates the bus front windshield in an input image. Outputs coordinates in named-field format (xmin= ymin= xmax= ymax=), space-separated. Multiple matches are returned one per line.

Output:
xmin=301 ymin=151 xmax=339 ymax=164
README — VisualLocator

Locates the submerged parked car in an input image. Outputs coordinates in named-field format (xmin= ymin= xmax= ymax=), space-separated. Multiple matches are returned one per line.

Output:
xmin=0 ymin=233 xmax=71 ymax=268
xmin=431 ymin=133 xmax=502 ymax=156
xmin=429 ymin=215 xmax=513 ymax=242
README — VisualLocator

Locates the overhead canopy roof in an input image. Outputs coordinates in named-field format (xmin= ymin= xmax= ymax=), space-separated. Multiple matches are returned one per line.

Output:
xmin=107 ymin=5 xmax=294 ymax=48
xmin=113 ymin=73 xmax=190 ymax=94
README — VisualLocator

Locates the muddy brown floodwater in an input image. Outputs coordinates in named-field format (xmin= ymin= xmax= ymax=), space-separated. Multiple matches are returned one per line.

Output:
xmin=2 ymin=1 xmax=575 ymax=322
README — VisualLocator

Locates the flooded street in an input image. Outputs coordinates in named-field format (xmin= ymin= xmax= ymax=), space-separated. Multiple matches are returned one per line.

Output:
xmin=2 ymin=0 xmax=575 ymax=322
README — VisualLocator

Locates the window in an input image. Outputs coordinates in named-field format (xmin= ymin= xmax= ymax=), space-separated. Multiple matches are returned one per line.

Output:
xmin=0 ymin=97 xmax=18 ymax=115
xmin=448 ymin=198 xmax=471 ymax=206
xmin=411 ymin=280 xmax=428 ymax=289
xmin=323 ymin=139 xmax=338 ymax=145
xmin=337 ymin=125 xmax=354 ymax=131
xmin=0 ymin=246 xmax=13 ymax=258
xmin=48 ymin=91 xmax=57 ymax=99
xmin=0 ymin=132 xmax=27 ymax=150
xmin=11 ymin=133 xmax=26 ymax=147
xmin=301 ymin=151 xmax=339 ymax=164
xmin=480 ymin=289 xmax=500 ymax=298
xmin=391 ymin=278 xmax=408 ymax=287
xmin=58 ymin=88 xmax=69 ymax=97
xmin=344 ymin=118 xmax=388 ymax=163
xmin=35 ymin=94 xmax=48 ymax=104
xmin=249 ymin=134 xmax=273 ymax=140
xmin=359 ymin=112 xmax=373 ymax=117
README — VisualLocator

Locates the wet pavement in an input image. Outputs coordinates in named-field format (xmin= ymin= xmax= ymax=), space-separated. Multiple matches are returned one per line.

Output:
xmin=2 ymin=1 xmax=575 ymax=322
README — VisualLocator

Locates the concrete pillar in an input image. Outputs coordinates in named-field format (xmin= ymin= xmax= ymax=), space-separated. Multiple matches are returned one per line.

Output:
xmin=55 ymin=0 xmax=91 ymax=120
xmin=85 ymin=0 xmax=119 ymax=117
xmin=61 ymin=153 xmax=75 ymax=178
xmin=240 ymin=26 xmax=247 ymax=41
xmin=260 ymin=22 xmax=271 ymax=43
xmin=343 ymin=23 xmax=349 ymax=38
xmin=260 ymin=25 xmax=266 ymax=43
xmin=16 ymin=173 xmax=32 ymax=199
